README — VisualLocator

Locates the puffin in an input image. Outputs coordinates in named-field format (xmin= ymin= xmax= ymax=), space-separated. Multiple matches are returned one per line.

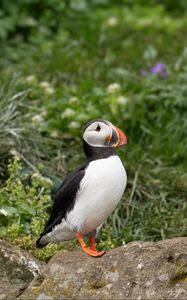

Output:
xmin=36 ymin=119 xmax=127 ymax=257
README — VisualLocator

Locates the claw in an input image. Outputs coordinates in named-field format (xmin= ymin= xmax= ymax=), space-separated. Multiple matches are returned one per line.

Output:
xmin=82 ymin=246 xmax=105 ymax=257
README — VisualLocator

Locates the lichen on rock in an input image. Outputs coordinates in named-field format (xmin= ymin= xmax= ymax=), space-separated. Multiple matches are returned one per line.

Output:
xmin=17 ymin=237 xmax=187 ymax=300
xmin=0 ymin=240 xmax=44 ymax=300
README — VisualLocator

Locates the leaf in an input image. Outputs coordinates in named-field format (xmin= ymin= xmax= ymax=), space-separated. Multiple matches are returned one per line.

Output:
xmin=0 ymin=226 xmax=6 ymax=237
xmin=70 ymin=0 xmax=88 ymax=11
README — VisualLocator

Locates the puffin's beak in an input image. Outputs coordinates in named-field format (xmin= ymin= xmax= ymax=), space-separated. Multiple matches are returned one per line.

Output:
xmin=106 ymin=123 xmax=128 ymax=147
xmin=114 ymin=126 xmax=128 ymax=147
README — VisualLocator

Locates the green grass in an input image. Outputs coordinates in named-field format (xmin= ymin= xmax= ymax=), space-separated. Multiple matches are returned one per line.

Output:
xmin=0 ymin=2 xmax=187 ymax=260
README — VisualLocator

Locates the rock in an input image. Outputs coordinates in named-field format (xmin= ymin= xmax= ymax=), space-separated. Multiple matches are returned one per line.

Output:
xmin=0 ymin=240 xmax=44 ymax=299
xmin=18 ymin=237 xmax=187 ymax=299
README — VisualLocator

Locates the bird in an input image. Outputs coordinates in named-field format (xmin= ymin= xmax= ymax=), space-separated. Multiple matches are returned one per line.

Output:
xmin=36 ymin=119 xmax=128 ymax=257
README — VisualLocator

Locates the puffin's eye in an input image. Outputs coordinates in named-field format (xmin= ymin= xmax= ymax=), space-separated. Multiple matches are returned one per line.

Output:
xmin=95 ymin=124 xmax=101 ymax=132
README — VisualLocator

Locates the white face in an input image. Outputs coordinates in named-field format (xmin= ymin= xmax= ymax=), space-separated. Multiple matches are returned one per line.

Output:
xmin=83 ymin=121 xmax=113 ymax=147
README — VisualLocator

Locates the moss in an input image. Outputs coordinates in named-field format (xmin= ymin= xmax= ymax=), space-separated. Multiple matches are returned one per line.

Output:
xmin=109 ymin=266 xmax=117 ymax=273
xmin=28 ymin=278 xmax=58 ymax=298
xmin=44 ymin=278 xmax=77 ymax=299
xmin=169 ymin=257 xmax=187 ymax=286
xmin=60 ymin=283 xmax=80 ymax=300
xmin=88 ymin=278 xmax=106 ymax=290
xmin=42 ymin=279 xmax=59 ymax=297
xmin=0 ymin=249 xmax=33 ymax=283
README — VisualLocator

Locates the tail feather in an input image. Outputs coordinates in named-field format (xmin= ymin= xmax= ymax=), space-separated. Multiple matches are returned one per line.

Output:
xmin=36 ymin=235 xmax=49 ymax=249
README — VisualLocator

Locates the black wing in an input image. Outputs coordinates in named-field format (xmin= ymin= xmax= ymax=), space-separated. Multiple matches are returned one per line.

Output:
xmin=36 ymin=164 xmax=86 ymax=247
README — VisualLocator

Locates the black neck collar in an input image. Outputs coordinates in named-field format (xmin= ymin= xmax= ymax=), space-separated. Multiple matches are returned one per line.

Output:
xmin=83 ymin=140 xmax=116 ymax=160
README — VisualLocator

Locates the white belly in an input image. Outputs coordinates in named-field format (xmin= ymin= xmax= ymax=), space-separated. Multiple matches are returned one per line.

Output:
xmin=66 ymin=155 xmax=127 ymax=235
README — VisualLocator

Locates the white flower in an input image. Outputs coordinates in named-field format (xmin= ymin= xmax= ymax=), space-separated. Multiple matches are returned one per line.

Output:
xmin=40 ymin=81 xmax=50 ymax=88
xmin=40 ymin=81 xmax=55 ymax=96
xmin=50 ymin=130 xmax=59 ymax=138
xmin=107 ymin=83 xmax=121 ymax=94
xmin=42 ymin=177 xmax=53 ymax=185
xmin=32 ymin=173 xmax=52 ymax=186
xmin=31 ymin=114 xmax=43 ymax=124
xmin=62 ymin=108 xmax=76 ymax=118
xmin=107 ymin=16 xmax=118 ymax=27
xmin=10 ymin=149 xmax=20 ymax=161
xmin=25 ymin=75 xmax=36 ymax=83
xmin=69 ymin=97 xmax=79 ymax=103
xmin=117 ymin=96 xmax=128 ymax=105
xmin=40 ymin=81 xmax=55 ymax=95
xmin=41 ymin=109 xmax=47 ymax=117
xmin=44 ymin=87 xmax=55 ymax=96
xmin=122 ymin=240 xmax=126 ymax=246
xmin=32 ymin=172 xmax=41 ymax=179
xmin=68 ymin=121 xmax=80 ymax=129
xmin=10 ymin=149 xmax=18 ymax=156
xmin=25 ymin=17 xmax=37 ymax=27
xmin=0 ymin=208 xmax=8 ymax=216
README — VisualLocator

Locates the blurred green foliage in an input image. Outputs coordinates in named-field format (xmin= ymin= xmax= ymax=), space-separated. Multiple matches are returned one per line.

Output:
xmin=1 ymin=0 xmax=187 ymax=44
xmin=0 ymin=0 xmax=187 ymax=259
xmin=0 ymin=154 xmax=52 ymax=238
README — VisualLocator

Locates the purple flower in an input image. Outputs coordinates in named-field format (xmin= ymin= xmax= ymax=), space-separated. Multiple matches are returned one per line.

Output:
xmin=150 ymin=63 xmax=168 ymax=77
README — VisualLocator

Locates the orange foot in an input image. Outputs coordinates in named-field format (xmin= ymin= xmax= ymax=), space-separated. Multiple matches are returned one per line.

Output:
xmin=76 ymin=232 xmax=106 ymax=257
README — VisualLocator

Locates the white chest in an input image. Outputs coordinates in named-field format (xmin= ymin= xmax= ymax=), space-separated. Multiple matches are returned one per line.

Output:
xmin=66 ymin=155 xmax=127 ymax=234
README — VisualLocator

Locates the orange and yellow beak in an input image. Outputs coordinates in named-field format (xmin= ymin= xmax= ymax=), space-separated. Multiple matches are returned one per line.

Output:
xmin=114 ymin=125 xmax=128 ymax=146
xmin=106 ymin=122 xmax=128 ymax=147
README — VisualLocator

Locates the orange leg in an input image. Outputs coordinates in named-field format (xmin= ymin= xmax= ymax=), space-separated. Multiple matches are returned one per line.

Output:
xmin=89 ymin=235 xmax=97 ymax=251
xmin=75 ymin=232 xmax=105 ymax=257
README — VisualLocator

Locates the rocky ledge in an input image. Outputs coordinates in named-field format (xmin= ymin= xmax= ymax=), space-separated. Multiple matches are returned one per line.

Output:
xmin=14 ymin=237 xmax=187 ymax=300
xmin=0 ymin=240 xmax=44 ymax=299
